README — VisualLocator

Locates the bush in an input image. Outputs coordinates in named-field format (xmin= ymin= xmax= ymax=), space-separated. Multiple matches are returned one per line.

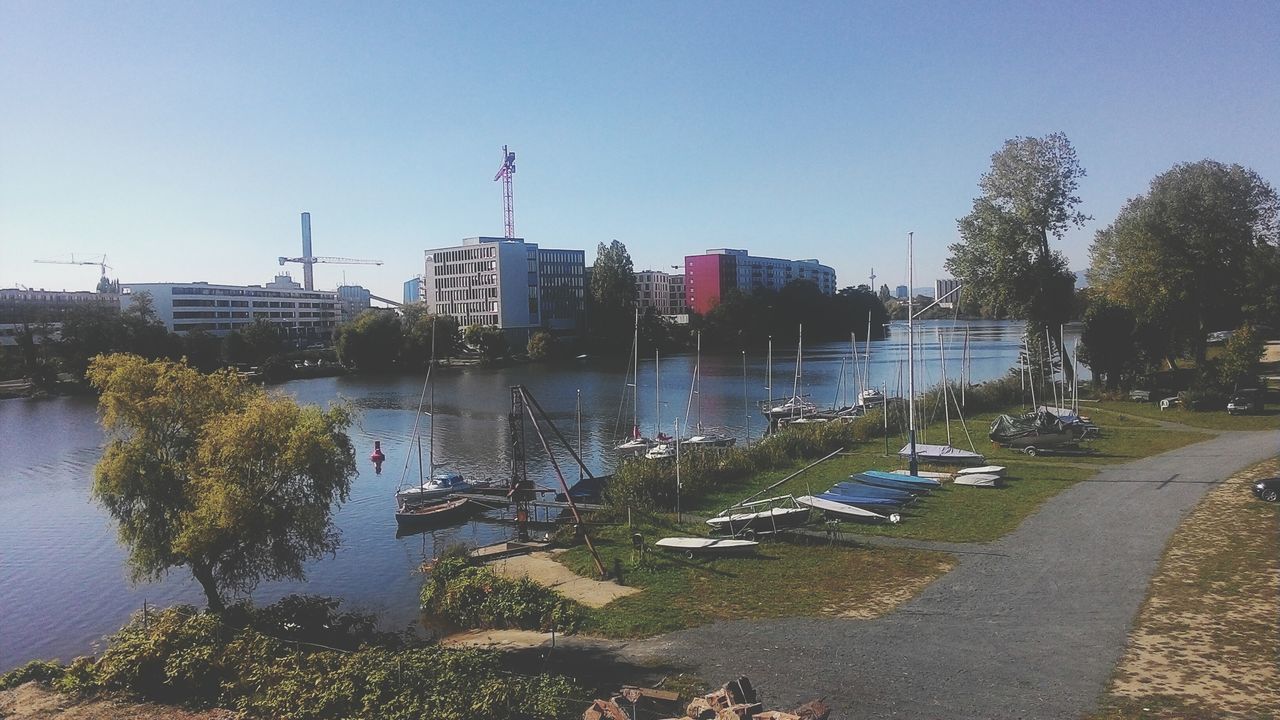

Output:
xmin=0 ymin=659 xmax=66 ymax=690
xmin=420 ymin=558 xmax=583 ymax=632
xmin=3 ymin=596 xmax=580 ymax=720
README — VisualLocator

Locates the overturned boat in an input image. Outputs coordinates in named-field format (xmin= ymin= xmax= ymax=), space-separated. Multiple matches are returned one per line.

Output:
xmin=655 ymin=537 xmax=759 ymax=558
xmin=797 ymin=495 xmax=901 ymax=524
xmin=953 ymin=473 xmax=1002 ymax=488
xmin=899 ymin=443 xmax=986 ymax=465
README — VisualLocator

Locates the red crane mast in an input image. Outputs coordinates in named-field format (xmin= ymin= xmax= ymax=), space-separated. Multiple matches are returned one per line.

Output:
xmin=493 ymin=145 xmax=516 ymax=238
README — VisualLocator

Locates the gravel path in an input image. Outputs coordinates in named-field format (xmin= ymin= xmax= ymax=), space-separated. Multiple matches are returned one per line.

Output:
xmin=628 ymin=429 xmax=1280 ymax=718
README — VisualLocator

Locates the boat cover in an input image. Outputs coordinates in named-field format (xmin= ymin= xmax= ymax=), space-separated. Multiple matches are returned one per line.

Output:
xmin=898 ymin=443 xmax=986 ymax=464
xmin=989 ymin=409 xmax=1069 ymax=444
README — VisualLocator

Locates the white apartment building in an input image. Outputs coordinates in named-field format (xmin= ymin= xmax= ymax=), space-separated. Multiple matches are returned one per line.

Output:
xmin=120 ymin=276 xmax=339 ymax=338
xmin=635 ymin=270 xmax=674 ymax=315
xmin=424 ymin=237 xmax=584 ymax=342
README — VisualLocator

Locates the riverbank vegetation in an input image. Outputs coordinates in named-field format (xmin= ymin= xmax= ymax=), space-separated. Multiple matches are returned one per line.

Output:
xmin=419 ymin=555 xmax=583 ymax=632
xmin=0 ymin=596 xmax=580 ymax=720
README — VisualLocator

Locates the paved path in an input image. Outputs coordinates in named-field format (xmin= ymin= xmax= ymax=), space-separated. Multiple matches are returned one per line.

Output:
xmin=629 ymin=429 xmax=1280 ymax=718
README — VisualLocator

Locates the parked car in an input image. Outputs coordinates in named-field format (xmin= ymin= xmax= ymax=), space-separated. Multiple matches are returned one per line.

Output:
xmin=1252 ymin=477 xmax=1280 ymax=503
xmin=1227 ymin=389 xmax=1264 ymax=415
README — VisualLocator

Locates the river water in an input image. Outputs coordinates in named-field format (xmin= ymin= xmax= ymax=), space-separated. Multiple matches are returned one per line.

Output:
xmin=0 ymin=320 xmax=1080 ymax=670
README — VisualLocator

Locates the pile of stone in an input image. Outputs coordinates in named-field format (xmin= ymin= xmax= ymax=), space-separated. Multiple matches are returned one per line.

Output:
xmin=582 ymin=676 xmax=830 ymax=720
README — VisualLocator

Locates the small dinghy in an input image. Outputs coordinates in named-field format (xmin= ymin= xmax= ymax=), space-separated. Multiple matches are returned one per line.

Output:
xmin=655 ymin=537 xmax=759 ymax=558
xmin=862 ymin=470 xmax=943 ymax=489
xmin=957 ymin=465 xmax=1006 ymax=477
xmin=850 ymin=473 xmax=932 ymax=495
xmin=797 ymin=495 xmax=901 ymax=524
xmin=899 ymin=443 xmax=986 ymax=465
xmin=395 ymin=497 xmax=474 ymax=526
xmin=819 ymin=488 xmax=909 ymax=508
xmin=953 ymin=473 xmax=1002 ymax=488
xmin=834 ymin=481 xmax=915 ymax=502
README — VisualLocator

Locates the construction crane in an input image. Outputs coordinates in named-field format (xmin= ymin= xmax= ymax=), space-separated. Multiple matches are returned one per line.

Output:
xmin=278 ymin=212 xmax=382 ymax=290
xmin=34 ymin=254 xmax=112 ymax=277
xmin=493 ymin=145 xmax=516 ymax=238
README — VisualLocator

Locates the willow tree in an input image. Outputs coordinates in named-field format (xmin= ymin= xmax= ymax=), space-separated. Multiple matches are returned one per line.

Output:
xmin=946 ymin=133 xmax=1087 ymax=378
xmin=87 ymin=354 xmax=356 ymax=611
xmin=1089 ymin=160 xmax=1279 ymax=364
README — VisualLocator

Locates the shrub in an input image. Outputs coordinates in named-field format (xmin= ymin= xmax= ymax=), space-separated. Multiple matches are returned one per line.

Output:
xmin=3 ymin=596 xmax=580 ymax=720
xmin=0 ymin=659 xmax=66 ymax=690
xmin=420 ymin=557 xmax=583 ymax=632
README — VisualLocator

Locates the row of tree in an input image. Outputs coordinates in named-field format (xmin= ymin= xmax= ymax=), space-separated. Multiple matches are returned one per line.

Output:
xmin=946 ymin=132 xmax=1277 ymax=393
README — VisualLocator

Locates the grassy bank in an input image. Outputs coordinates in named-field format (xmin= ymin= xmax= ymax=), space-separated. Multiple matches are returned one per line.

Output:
xmin=558 ymin=520 xmax=955 ymax=638
xmin=1089 ymin=458 xmax=1279 ymax=719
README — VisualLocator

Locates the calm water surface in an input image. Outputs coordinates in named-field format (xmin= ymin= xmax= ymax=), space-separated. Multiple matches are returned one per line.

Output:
xmin=0 ymin=320 xmax=1081 ymax=670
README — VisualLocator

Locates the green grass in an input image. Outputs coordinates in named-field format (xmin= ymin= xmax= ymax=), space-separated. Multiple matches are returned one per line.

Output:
xmin=1092 ymin=400 xmax=1280 ymax=431
xmin=558 ymin=520 xmax=954 ymax=639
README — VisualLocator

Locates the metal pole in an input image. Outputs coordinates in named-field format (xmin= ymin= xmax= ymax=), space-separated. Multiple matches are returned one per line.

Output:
xmin=908 ymin=232 xmax=917 ymax=476
xmin=675 ymin=417 xmax=681 ymax=523
xmin=742 ymin=349 xmax=748 ymax=445
xmin=576 ymin=389 xmax=582 ymax=482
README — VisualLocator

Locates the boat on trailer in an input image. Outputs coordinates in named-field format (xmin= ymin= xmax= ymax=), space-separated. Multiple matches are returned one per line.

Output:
xmin=796 ymin=495 xmax=901 ymax=524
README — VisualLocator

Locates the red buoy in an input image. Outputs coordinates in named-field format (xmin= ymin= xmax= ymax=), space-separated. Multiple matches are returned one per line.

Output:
xmin=370 ymin=441 xmax=385 ymax=463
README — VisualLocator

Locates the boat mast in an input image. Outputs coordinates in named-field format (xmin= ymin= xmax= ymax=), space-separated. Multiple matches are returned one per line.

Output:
xmin=696 ymin=332 xmax=703 ymax=431
xmin=576 ymin=388 xmax=582 ymax=482
xmin=940 ymin=330 xmax=952 ymax=446
xmin=850 ymin=331 xmax=859 ymax=406
xmin=908 ymin=232 xmax=918 ymax=476
xmin=742 ymin=349 xmax=749 ymax=444
xmin=767 ymin=336 xmax=773 ymax=405
xmin=655 ymin=348 xmax=661 ymax=439
xmin=633 ymin=308 xmax=640 ymax=436
xmin=864 ymin=312 xmax=873 ymax=394
xmin=793 ymin=324 xmax=803 ymax=419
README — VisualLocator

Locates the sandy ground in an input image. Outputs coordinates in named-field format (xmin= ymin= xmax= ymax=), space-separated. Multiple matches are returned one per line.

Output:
xmin=0 ymin=683 xmax=237 ymax=720
xmin=1105 ymin=458 xmax=1279 ymax=716
xmin=487 ymin=549 xmax=639 ymax=608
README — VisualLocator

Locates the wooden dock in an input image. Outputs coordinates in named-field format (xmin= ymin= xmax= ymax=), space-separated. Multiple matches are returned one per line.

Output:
xmin=451 ymin=493 xmax=607 ymax=512
xmin=467 ymin=540 xmax=552 ymax=562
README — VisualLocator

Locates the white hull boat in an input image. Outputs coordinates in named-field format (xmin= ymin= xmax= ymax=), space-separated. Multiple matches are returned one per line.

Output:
xmin=957 ymin=465 xmax=1006 ymax=477
xmin=654 ymin=537 xmax=759 ymax=557
xmin=644 ymin=443 xmax=676 ymax=460
xmin=953 ymin=473 xmax=1001 ymax=488
xmin=899 ymin=443 xmax=986 ymax=465
xmin=796 ymin=495 xmax=901 ymax=524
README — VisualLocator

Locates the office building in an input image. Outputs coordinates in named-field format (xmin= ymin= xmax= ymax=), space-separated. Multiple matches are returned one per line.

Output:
xmin=668 ymin=273 xmax=687 ymax=315
xmin=635 ymin=270 xmax=673 ymax=315
xmin=336 ymin=285 xmax=372 ymax=322
xmin=119 ymin=276 xmax=339 ymax=339
xmin=0 ymin=288 xmax=120 ymax=324
xmin=896 ymin=285 xmax=908 ymax=299
xmin=403 ymin=276 xmax=423 ymax=305
xmin=423 ymin=237 xmax=584 ymax=343
xmin=684 ymin=249 xmax=837 ymax=315
xmin=935 ymin=278 xmax=961 ymax=308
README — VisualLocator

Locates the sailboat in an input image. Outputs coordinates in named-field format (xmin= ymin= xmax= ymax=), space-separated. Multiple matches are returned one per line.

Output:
xmin=394 ymin=359 xmax=475 ymax=511
xmin=645 ymin=350 xmax=678 ymax=459
xmin=680 ymin=332 xmax=736 ymax=448
xmin=764 ymin=325 xmax=819 ymax=426
xmin=897 ymin=233 xmax=985 ymax=467
xmin=615 ymin=309 xmax=654 ymax=455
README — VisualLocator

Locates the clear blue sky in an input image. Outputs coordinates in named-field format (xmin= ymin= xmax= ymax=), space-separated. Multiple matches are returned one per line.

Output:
xmin=3 ymin=1 xmax=1278 ymax=301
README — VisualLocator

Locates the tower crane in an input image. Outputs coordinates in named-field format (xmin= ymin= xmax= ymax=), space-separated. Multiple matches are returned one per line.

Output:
xmin=35 ymin=254 xmax=112 ymax=276
xmin=279 ymin=212 xmax=382 ymax=290
xmin=493 ymin=145 xmax=516 ymax=238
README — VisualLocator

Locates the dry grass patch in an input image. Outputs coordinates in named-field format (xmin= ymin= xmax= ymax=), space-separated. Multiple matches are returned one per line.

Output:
xmin=1093 ymin=458 xmax=1280 ymax=719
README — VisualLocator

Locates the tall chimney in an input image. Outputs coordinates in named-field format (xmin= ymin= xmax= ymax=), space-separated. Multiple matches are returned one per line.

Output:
xmin=300 ymin=212 xmax=314 ymax=291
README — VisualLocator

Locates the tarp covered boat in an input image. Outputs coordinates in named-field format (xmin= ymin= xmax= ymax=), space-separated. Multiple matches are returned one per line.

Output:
xmin=989 ymin=409 xmax=1076 ymax=449
xmin=953 ymin=473 xmax=1002 ymax=488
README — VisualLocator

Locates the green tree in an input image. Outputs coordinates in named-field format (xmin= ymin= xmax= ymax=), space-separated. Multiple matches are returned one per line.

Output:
xmin=86 ymin=354 xmax=356 ymax=611
xmin=1078 ymin=297 xmax=1139 ymax=391
xmin=1217 ymin=324 xmax=1263 ymax=391
xmin=180 ymin=329 xmax=223 ymax=373
xmin=240 ymin=319 xmax=284 ymax=364
xmin=335 ymin=310 xmax=402 ymax=371
xmin=1089 ymin=160 xmax=1279 ymax=363
xmin=947 ymin=133 xmax=1088 ymax=376
xmin=400 ymin=305 xmax=459 ymax=367
xmin=464 ymin=324 xmax=508 ymax=362
xmin=526 ymin=330 xmax=555 ymax=361
xmin=589 ymin=240 xmax=637 ymax=348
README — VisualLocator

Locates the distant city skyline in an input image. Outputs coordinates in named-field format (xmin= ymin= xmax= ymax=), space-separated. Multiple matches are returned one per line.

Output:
xmin=3 ymin=2 xmax=1278 ymax=302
